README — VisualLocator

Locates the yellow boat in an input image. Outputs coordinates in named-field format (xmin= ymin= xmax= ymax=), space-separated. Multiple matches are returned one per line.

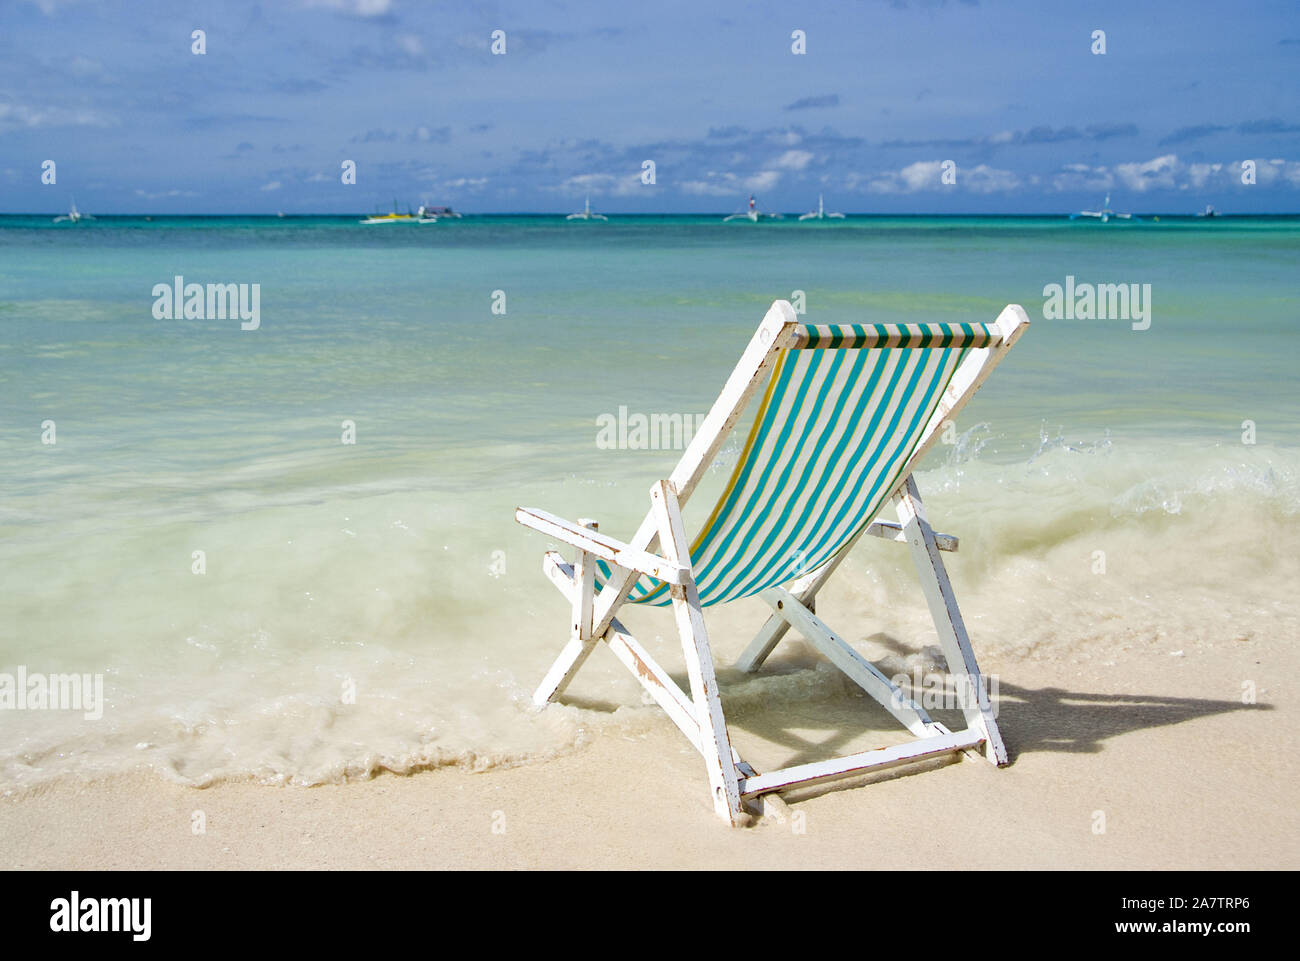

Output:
xmin=359 ymin=202 xmax=438 ymax=225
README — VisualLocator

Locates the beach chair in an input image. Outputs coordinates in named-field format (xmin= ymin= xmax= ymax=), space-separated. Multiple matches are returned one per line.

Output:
xmin=515 ymin=300 xmax=1029 ymax=825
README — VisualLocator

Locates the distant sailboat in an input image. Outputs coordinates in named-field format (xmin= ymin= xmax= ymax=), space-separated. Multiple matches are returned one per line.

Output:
xmin=723 ymin=194 xmax=782 ymax=222
xmin=52 ymin=197 xmax=94 ymax=224
xmin=566 ymin=195 xmax=607 ymax=221
xmin=1070 ymin=193 xmax=1135 ymax=223
xmin=798 ymin=194 xmax=845 ymax=221
xmin=1196 ymin=204 xmax=1219 ymax=218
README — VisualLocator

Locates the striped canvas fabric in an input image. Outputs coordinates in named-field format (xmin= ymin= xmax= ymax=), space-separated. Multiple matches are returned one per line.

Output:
xmin=595 ymin=322 xmax=991 ymax=607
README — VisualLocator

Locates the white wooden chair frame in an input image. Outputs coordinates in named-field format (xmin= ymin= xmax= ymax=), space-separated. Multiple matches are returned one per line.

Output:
xmin=517 ymin=301 xmax=1030 ymax=824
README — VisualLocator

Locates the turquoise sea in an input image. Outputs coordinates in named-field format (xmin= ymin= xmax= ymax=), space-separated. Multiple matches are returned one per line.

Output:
xmin=1 ymin=214 xmax=1298 ymax=790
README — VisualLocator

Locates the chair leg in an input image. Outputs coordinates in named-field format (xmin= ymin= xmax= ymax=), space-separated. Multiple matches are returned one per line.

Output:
xmin=735 ymin=611 xmax=793 ymax=674
xmin=895 ymin=475 xmax=1008 ymax=765
xmin=533 ymin=525 xmax=600 ymax=706
xmin=651 ymin=481 xmax=743 ymax=825
xmin=532 ymin=635 xmax=598 ymax=706
xmin=735 ymin=535 xmax=857 ymax=672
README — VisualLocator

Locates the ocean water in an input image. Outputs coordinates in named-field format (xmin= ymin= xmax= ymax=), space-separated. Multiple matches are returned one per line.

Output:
xmin=1 ymin=214 xmax=1297 ymax=791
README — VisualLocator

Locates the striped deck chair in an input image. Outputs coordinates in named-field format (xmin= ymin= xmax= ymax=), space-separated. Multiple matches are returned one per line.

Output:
xmin=516 ymin=300 xmax=1030 ymax=825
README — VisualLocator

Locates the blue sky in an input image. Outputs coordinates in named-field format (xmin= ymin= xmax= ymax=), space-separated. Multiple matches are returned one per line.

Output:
xmin=2 ymin=0 xmax=1298 ymax=213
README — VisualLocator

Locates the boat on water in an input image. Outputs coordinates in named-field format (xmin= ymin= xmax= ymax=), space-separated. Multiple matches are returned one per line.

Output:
xmin=798 ymin=194 xmax=845 ymax=221
xmin=52 ymin=198 xmax=94 ymax=224
xmin=1070 ymin=193 xmax=1137 ymax=223
xmin=1197 ymin=204 xmax=1219 ymax=218
xmin=566 ymin=196 xmax=607 ymax=221
xmin=724 ymin=194 xmax=782 ymax=222
xmin=359 ymin=202 xmax=441 ymax=225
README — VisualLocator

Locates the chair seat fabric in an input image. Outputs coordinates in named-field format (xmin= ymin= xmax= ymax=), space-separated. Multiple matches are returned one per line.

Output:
xmin=595 ymin=323 xmax=989 ymax=607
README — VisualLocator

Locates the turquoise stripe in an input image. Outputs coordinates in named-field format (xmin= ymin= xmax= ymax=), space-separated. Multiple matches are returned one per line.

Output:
xmin=708 ymin=347 xmax=886 ymax=602
xmin=822 ymin=346 xmax=969 ymax=561
xmin=594 ymin=333 xmax=977 ymax=608
xmin=699 ymin=349 xmax=866 ymax=603
xmin=799 ymin=322 xmax=994 ymax=348
xmin=695 ymin=349 xmax=849 ymax=603
xmin=789 ymin=347 xmax=961 ymax=583
xmin=721 ymin=347 xmax=923 ymax=601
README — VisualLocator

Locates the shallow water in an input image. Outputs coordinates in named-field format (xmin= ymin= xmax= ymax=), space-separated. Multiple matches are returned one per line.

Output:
xmin=1 ymin=215 xmax=1297 ymax=790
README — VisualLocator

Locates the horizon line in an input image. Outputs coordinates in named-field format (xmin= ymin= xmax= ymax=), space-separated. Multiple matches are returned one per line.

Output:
xmin=4 ymin=210 xmax=1298 ymax=218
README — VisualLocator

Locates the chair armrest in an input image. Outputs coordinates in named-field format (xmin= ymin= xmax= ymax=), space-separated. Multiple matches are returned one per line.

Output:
xmin=515 ymin=507 xmax=689 ymax=585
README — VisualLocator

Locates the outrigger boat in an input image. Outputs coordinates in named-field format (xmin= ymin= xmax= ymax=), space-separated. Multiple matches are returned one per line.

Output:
xmin=798 ymin=194 xmax=845 ymax=221
xmin=566 ymin=195 xmax=608 ymax=221
xmin=1070 ymin=193 xmax=1136 ymax=223
xmin=52 ymin=198 xmax=94 ymax=224
xmin=724 ymin=194 xmax=782 ymax=222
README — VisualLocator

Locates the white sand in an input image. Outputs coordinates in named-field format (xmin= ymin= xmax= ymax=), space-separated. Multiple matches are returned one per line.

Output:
xmin=3 ymin=635 xmax=1295 ymax=870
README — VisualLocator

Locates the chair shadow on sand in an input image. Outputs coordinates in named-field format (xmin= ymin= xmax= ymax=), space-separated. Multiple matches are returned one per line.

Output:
xmin=552 ymin=626 xmax=1268 ymax=806
xmin=563 ymin=627 xmax=1269 ymax=794
xmin=710 ymin=630 xmax=1269 ymax=780
xmin=870 ymin=631 xmax=1269 ymax=762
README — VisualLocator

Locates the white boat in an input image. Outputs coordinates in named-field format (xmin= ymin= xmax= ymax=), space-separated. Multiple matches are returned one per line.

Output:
xmin=1070 ymin=193 xmax=1135 ymax=223
xmin=421 ymin=205 xmax=461 ymax=220
xmin=52 ymin=198 xmax=94 ymax=224
xmin=566 ymin=196 xmax=607 ymax=221
xmin=1196 ymin=204 xmax=1219 ymax=218
xmin=724 ymin=195 xmax=782 ymax=222
xmin=798 ymin=194 xmax=845 ymax=221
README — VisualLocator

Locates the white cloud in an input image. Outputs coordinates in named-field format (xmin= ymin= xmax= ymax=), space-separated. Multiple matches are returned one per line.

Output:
xmin=858 ymin=160 xmax=1020 ymax=195
xmin=1049 ymin=154 xmax=1300 ymax=193
xmin=302 ymin=0 xmax=391 ymax=16
xmin=260 ymin=181 xmax=282 ymax=192
xmin=1114 ymin=153 xmax=1179 ymax=192
xmin=1247 ymin=157 xmax=1300 ymax=187
xmin=436 ymin=177 xmax=488 ymax=190
xmin=1185 ymin=162 xmax=1223 ymax=189
xmin=553 ymin=172 xmax=651 ymax=197
xmin=964 ymin=164 xmax=1023 ymax=194
xmin=774 ymin=149 xmax=814 ymax=171
xmin=681 ymin=169 xmax=782 ymax=196
xmin=1051 ymin=163 xmax=1114 ymax=193
xmin=22 ymin=0 xmax=92 ymax=14
xmin=897 ymin=160 xmax=945 ymax=192
xmin=0 ymin=100 xmax=114 ymax=130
